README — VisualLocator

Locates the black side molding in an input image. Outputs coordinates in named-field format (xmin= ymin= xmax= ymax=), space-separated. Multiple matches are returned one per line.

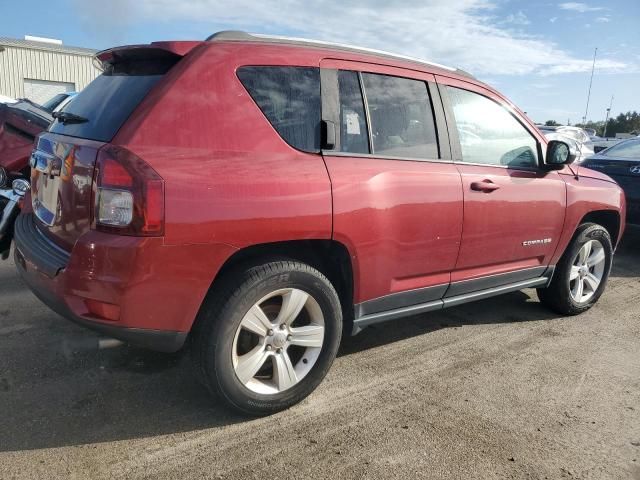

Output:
xmin=352 ymin=269 xmax=554 ymax=335
xmin=355 ymin=283 xmax=448 ymax=317
xmin=444 ymin=266 xmax=548 ymax=298
xmin=13 ymin=213 xmax=70 ymax=278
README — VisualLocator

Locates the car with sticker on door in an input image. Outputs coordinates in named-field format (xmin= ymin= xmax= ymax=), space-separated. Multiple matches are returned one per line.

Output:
xmin=13 ymin=31 xmax=625 ymax=415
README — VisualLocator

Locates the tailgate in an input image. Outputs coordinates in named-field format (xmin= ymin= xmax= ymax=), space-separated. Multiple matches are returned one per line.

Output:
xmin=31 ymin=133 xmax=104 ymax=251
xmin=29 ymin=43 xmax=190 ymax=252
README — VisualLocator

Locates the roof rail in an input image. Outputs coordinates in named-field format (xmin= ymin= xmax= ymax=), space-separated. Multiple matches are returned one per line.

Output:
xmin=206 ymin=30 xmax=474 ymax=78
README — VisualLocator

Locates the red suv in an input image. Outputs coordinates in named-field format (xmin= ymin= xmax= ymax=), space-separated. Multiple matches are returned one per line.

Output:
xmin=14 ymin=32 xmax=625 ymax=415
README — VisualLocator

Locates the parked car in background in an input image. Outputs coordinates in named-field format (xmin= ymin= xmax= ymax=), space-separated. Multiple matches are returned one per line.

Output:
xmin=589 ymin=135 xmax=624 ymax=153
xmin=582 ymin=138 xmax=640 ymax=225
xmin=539 ymin=126 xmax=590 ymax=163
xmin=0 ymin=99 xmax=51 ymax=176
xmin=40 ymin=91 xmax=77 ymax=113
xmin=553 ymin=126 xmax=594 ymax=162
xmin=0 ymin=93 xmax=76 ymax=176
xmin=0 ymin=92 xmax=77 ymax=256
xmin=13 ymin=32 xmax=625 ymax=415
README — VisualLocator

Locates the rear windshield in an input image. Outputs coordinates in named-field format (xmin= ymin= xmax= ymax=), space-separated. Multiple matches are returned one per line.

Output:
xmin=49 ymin=58 xmax=175 ymax=142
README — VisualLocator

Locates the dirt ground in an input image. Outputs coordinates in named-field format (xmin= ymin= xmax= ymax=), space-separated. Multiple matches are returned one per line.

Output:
xmin=0 ymin=227 xmax=639 ymax=480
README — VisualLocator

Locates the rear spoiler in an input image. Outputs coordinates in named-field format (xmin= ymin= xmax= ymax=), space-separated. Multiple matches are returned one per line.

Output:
xmin=94 ymin=41 xmax=202 ymax=71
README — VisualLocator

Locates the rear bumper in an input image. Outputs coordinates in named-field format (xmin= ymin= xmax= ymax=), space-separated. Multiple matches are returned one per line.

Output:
xmin=14 ymin=255 xmax=187 ymax=352
xmin=14 ymin=213 xmax=236 ymax=352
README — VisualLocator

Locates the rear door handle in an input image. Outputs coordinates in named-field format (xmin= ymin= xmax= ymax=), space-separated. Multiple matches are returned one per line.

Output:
xmin=470 ymin=180 xmax=500 ymax=192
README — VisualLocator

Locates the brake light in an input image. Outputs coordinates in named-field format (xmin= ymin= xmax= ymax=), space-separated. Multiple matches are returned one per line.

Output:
xmin=92 ymin=145 xmax=164 ymax=236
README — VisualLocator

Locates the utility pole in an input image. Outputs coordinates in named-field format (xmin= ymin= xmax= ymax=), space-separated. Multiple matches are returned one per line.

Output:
xmin=582 ymin=47 xmax=598 ymax=124
xmin=603 ymin=95 xmax=614 ymax=138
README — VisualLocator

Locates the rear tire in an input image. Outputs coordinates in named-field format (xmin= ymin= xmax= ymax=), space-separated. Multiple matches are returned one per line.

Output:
xmin=537 ymin=223 xmax=612 ymax=315
xmin=191 ymin=260 xmax=342 ymax=416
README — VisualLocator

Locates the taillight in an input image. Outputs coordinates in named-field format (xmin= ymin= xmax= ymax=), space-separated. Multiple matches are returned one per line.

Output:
xmin=92 ymin=145 xmax=164 ymax=236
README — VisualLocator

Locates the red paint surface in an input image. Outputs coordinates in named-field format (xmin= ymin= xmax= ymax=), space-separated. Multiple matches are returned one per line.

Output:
xmin=20 ymin=40 xmax=626 ymax=335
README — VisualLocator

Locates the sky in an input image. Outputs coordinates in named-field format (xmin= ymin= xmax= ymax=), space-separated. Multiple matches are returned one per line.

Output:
xmin=1 ymin=0 xmax=639 ymax=124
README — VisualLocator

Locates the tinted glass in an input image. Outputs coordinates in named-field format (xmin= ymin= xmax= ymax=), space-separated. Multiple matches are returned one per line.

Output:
xmin=602 ymin=139 xmax=640 ymax=158
xmin=447 ymin=86 xmax=538 ymax=168
xmin=337 ymin=70 xmax=369 ymax=154
xmin=238 ymin=66 xmax=321 ymax=153
xmin=361 ymin=73 xmax=438 ymax=159
xmin=49 ymin=57 xmax=178 ymax=142
xmin=41 ymin=93 xmax=67 ymax=112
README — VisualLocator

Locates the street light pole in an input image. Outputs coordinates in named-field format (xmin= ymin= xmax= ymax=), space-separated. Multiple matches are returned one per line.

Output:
xmin=583 ymin=47 xmax=598 ymax=124
xmin=603 ymin=95 xmax=614 ymax=138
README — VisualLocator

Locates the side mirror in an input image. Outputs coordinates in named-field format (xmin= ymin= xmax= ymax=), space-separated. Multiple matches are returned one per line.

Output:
xmin=545 ymin=140 xmax=575 ymax=170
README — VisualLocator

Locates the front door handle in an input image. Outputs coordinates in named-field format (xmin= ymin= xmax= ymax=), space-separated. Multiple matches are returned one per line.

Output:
xmin=470 ymin=180 xmax=500 ymax=192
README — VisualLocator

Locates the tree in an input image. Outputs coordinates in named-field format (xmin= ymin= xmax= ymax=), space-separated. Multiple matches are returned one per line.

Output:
xmin=601 ymin=111 xmax=640 ymax=138
xmin=545 ymin=120 xmax=561 ymax=126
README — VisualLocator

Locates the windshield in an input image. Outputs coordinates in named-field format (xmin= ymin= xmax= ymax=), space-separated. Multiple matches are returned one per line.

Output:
xmin=601 ymin=139 xmax=640 ymax=159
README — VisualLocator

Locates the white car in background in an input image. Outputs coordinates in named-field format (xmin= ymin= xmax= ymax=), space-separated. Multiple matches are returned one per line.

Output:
xmin=537 ymin=125 xmax=594 ymax=163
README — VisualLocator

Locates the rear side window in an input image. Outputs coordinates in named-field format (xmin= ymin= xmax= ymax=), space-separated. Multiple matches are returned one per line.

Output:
xmin=361 ymin=73 xmax=439 ymax=159
xmin=237 ymin=66 xmax=321 ymax=153
xmin=49 ymin=59 xmax=176 ymax=142
xmin=337 ymin=70 xmax=370 ymax=154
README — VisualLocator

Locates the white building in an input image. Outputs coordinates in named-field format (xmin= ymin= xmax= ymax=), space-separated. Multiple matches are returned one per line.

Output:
xmin=0 ymin=36 xmax=100 ymax=105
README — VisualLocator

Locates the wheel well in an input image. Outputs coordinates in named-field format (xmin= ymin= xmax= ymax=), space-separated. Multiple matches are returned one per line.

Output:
xmin=209 ymin=239 xmax=355 ymax=328
xmin=580 ymin=210 xmax=621 ymax=246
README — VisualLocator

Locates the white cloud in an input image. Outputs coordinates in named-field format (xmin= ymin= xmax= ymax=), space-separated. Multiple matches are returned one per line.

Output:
xmin=558 ymin=2 xmax=605 ymax=13
xmin=503 ymin=11 xmax=530 ymax=25
xmin=73 ymin=0 xmax=629 ymax=77
xmin=549 ymin=16 xmax=558 ymax=22
xmin=595 ymin=16 xmax=611 ymax=22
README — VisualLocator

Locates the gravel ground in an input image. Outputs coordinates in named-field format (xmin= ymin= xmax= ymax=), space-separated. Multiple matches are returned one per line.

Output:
xmin=0 ymin=227 xmax=639 ymax=480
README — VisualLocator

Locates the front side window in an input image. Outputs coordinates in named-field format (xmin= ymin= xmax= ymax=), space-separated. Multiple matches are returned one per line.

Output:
xmin=447 ymin=86 xmax=538 ymax=168
xmin=361 ymin=73 xmax=439 ymax=159
xmin=237 ymin=66 xmax=321 ymax=153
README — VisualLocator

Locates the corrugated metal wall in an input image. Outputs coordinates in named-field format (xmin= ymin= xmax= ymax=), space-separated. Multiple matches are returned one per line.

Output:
xmin=0 ymin=45 xmax=100 ymax=99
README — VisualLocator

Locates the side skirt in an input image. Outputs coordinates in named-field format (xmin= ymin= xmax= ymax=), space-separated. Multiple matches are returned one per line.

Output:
xmin=352 ymin=271 xmax=553 ymax=335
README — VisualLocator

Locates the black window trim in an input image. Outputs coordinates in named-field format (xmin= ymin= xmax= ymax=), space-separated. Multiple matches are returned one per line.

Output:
xmin=321 ymin=67 xmax=450 ymax=164
xmin=357 ymin=71 xmax=375 ymax=155
xmin=438 ymin=82 xmax=544 ymax=172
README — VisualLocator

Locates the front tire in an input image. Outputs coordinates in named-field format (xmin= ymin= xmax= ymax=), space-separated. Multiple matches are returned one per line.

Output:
xmin=192 ymin=260 xmax=342 ymax=415
xmin=537 ymin=223 xmax=613 ymax=315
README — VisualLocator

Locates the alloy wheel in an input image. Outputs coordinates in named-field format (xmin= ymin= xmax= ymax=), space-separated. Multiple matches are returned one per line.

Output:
xmin=231 ymin=288 xmax=325 ymax=395
xmin=569 ymin=239 xmax=606 ymax=303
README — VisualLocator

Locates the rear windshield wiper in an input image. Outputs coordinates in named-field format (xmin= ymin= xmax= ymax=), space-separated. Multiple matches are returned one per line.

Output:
xmin=52 ymin=111 xmax=88 ymax=125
